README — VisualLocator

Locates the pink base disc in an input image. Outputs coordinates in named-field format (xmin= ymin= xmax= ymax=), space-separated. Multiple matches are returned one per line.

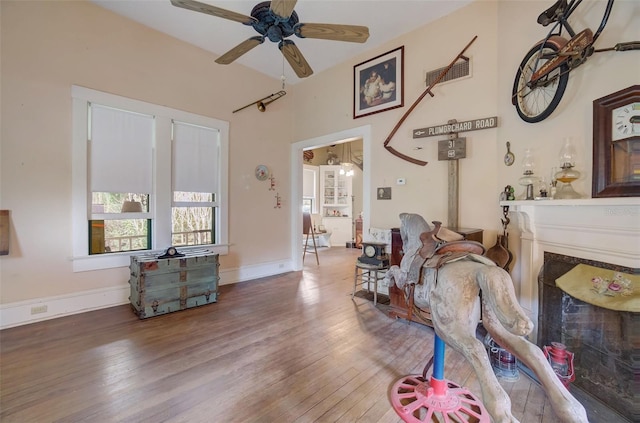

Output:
xmin=391 ymin=375 xmax=490 ymax=423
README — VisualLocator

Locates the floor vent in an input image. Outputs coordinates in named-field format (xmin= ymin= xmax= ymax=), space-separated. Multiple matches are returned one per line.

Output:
xmin=425 ymin=58 xmax=471 ymax=87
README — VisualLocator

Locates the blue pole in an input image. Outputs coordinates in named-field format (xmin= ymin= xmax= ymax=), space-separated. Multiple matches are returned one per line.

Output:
xmin=433 ymin=335 xmax=445 ymax=380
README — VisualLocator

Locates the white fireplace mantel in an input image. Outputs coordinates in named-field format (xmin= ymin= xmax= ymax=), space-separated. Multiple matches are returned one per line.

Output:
xmin=499 ymin=197 xmax=639 ymax=338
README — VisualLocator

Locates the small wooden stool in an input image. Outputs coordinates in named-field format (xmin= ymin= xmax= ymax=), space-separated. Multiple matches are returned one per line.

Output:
xmin=353 ymin=262 xmax=388 ymax=305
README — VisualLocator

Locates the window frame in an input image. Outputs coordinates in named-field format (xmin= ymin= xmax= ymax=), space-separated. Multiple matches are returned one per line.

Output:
xmin=72 ymin=86 xmax=229 ymax=272
xmin=302 ymin=164 xmax=319 ymax=214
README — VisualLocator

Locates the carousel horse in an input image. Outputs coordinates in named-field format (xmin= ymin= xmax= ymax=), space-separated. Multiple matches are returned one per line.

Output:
xmin=384 ymin=213 xmax=588 ymax=423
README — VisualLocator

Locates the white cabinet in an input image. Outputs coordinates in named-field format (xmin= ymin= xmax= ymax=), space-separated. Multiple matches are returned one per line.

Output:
xmin=319 ymin=165 xmax=352 ymax=217
xmin=319 ymin=165 xmax=353 ymax=247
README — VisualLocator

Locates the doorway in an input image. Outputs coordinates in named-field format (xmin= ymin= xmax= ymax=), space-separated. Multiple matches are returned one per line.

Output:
xmin=303 ymin=140 xmax=363 ymax=248
xmin=290 ymin=125 xmax=372 ymax=271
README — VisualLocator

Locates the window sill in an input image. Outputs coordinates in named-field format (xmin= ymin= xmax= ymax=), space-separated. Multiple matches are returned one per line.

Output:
xmin=72 ymin=244 xmax=229 ymax=272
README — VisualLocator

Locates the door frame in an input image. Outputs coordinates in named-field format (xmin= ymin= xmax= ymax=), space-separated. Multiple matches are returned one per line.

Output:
xmin=290 ymin=125 xmax=372 ymax=270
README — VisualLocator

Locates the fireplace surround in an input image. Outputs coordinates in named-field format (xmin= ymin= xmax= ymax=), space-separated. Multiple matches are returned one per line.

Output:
xmin=538 ymin=252 xmax=637 ymax=422
xmin=502 ymin=198 xmax=639 ymax=421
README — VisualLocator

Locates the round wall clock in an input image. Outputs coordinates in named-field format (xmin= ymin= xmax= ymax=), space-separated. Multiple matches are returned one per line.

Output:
xmin=592 ymin=85 xmax=640 ymax=198
xmin=255 ymin=165 xmax=269 ymax=181
xmin=611 ymin=102 xmax=640 ymax=141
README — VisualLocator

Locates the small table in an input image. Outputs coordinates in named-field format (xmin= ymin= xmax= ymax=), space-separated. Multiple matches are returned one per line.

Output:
xmin=353 ymin=261 xmax=388 ymax=306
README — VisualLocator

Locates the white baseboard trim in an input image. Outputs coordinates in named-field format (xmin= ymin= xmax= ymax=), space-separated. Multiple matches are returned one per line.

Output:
xmin=0 ymin=285 xmax=130 ymax=330
xmin=0 ymin=259 xmax=294 ymax=330
xmin=218 ymin=259 xmax=293 ymax=286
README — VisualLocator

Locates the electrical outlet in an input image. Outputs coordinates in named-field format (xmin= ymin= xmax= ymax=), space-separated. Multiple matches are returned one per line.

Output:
xmin=30 ymin=305 xmax=48 ymax=315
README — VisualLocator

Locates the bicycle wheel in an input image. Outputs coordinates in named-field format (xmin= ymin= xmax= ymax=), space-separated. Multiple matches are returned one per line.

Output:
xmin=512 ymin=41 xmax=569 ymax=123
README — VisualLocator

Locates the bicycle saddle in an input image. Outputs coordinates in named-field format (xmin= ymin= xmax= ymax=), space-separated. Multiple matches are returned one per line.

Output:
xmin=537 ymin=0 xmax=568 ymax=26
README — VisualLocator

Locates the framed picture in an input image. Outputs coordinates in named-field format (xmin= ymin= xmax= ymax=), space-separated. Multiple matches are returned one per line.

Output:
xmin=353 ymin=46 xmax=404 ymax=119
xmin=377 ymin=187 xmax=392 ymax=200
xmin=592 ymin=85 xmax=640 ymax=198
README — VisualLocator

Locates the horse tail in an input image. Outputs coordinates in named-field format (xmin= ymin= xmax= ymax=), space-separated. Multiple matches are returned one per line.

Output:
xmin=477 ymin=266 xmax=533 ymax=337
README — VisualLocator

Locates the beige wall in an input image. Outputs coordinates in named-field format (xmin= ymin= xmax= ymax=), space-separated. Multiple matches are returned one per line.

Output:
xmin=293 ymin=1 xmax=501 ymax=232
xmin=1 ymin=0 xmax=638 ymax=322
xmin=292 ymin=0 xmax=638 ymax=236
xmin=1 ymin=1 xmax=292 ymax=305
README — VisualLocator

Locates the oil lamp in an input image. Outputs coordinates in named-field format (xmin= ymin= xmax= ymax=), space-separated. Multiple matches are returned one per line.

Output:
xmin=543 ymin=342 xmax=575 ymax=389
xmin=518 ymin=148 xmax=539 ymax=200
xmin=554 ymin=137 xmax=582 ymax=199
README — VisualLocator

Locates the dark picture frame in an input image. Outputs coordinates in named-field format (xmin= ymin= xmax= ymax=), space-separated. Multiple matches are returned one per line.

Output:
xmin=377 ymin=187 xmax=392 ymax=200
xmin=353 ymin=46 xmax=404 ymax=119
xmin=592 ymin=85 xmax=640 ymax=198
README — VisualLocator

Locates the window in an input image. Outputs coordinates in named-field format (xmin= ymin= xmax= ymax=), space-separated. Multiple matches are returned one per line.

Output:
xmin=302 ymin=165 xmax=318 ymax=214
xmin=302 ymin=198 xmax=313 ymax=214
xmin=171 ymin=122 xmax=219 ymax=247
xmin=88 ymin=104 xmax=154 ymax=255
xmin=90 ymin=192 xmax=151 ymax=254
xmin=72 ymin=86 xmax=229 ymax=272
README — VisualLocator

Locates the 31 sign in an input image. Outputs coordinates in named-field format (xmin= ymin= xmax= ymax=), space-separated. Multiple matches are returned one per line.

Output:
xmin=438 ymin=138 xmax=466 ymax=161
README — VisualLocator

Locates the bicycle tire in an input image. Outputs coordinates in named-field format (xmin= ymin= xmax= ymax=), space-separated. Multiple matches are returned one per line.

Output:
xmin=512 ymin=41 xmax=569 ymax=123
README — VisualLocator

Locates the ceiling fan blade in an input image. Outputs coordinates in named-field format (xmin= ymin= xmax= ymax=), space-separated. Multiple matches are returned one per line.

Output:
xmin=279 ymin=40 xmax=313 ymax=78
xmin=269 ymin=0 xmax=297 ymax=20
xmin=170 ymin=0 xmax=257 ymax=25
xmin=295 ymin=23 xmax=370 ymax=43
xmin=215 ymin=36 xmax=264 ymax=64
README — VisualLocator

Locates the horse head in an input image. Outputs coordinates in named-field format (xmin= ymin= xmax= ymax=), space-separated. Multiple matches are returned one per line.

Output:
xmin=383 ymin=213 xmax=431 ymax=290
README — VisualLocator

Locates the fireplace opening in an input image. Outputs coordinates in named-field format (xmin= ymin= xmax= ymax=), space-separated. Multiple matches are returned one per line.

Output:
xmin=538 ymin=252 xmax=638 ymax=423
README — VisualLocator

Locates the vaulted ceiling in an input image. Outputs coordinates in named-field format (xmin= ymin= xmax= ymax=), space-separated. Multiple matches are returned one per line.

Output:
xmin=91 ymin=0 xmax=473 ymax=83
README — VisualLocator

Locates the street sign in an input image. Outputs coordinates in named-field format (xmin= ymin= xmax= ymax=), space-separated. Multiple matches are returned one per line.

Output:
xmin=438 ymin=138 xmax=466 ymax=160
xmin=413 ymin=116 xmax=497 ymax=138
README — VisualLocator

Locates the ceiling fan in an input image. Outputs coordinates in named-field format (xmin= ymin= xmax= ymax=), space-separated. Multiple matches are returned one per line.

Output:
xmin=170 ymin=0 xmax=370 ymax=78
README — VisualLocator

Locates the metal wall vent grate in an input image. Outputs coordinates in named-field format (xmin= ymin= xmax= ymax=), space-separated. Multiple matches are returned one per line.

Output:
xmin=425 ymin=58 xmax=471 ymax=87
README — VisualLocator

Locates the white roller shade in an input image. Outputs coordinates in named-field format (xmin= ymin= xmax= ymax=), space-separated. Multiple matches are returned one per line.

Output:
xmin=172 ymin=122 xmax=219 ymax=194
xmin=303 ymin=168 xmax=316 ymax=197
xmin=90 ymin=104 xmax=153 ymax=193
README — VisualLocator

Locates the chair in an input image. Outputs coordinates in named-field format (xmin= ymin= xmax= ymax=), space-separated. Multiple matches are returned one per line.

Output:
xmin=353 ymin=261 xmax=388 ymax=306
xmin=303 ymin=212 xmax=319 ymax=265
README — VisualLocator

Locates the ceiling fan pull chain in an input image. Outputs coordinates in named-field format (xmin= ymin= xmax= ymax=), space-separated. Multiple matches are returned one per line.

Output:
xmin=281 ymin=55 xmax=286 ymax=89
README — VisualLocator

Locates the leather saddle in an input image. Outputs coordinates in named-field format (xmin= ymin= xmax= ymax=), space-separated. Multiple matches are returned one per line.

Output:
xmin=537 ymin=0 xmax=568 ymax=26
xmin=394 ymin=220 xmax=488 ymax=326
xmin=403 ymin=221 xmax=487 ymax=278
xmin=419 ymin=221 xmax=485 ymax=261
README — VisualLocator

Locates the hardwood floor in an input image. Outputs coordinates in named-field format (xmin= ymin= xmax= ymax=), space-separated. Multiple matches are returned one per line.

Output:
xmin=0 ymin=248 xmax=583 ymax=422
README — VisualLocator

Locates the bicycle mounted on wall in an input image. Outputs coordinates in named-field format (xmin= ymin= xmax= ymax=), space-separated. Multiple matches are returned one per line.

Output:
xmin=512 ymin=0 xmax=639 ymax=123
